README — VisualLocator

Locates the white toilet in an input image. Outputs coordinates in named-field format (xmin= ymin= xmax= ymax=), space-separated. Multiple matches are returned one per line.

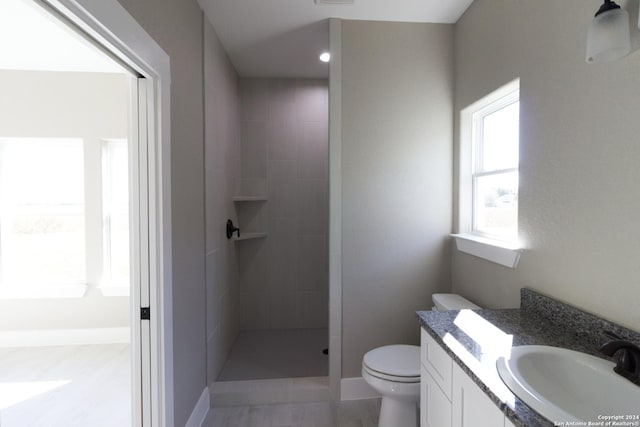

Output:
xmin=362 ymin=293 xmax=480 ymax=427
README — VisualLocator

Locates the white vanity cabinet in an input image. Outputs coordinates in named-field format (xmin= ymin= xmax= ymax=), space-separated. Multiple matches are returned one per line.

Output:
xmin=452 ymin=363 xmax=504 ymax=427
xmin=420 ymin=328 xmax=453 ymax=427
xmin=421 ymin=364 xmax=452 ymax=427
xmin=420 ymin=328 xmax=516 ymax=427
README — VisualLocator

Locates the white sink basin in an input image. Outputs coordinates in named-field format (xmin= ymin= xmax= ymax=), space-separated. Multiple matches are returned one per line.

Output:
xmin=496 ymin=345 xmax=640 ymax=423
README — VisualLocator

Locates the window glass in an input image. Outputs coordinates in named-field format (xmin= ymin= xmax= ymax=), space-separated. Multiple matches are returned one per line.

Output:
xmin=479 ymin=101 xmax=519 ymax=172
xmin=0 ymin=139 xmax=85 ymax=286
xmin=473 ymin=171 xmax=518 ymax=240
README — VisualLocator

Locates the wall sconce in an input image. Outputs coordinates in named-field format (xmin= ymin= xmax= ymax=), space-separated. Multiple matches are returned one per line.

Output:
xmin=586 ymin=0 xmax=631 ymax=63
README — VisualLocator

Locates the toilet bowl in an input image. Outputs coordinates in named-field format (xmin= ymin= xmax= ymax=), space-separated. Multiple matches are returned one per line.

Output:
xmin=362 ymin=344 xmax=420 ymax=427
xmin=362 ymin=293 xmax=480 ymax=427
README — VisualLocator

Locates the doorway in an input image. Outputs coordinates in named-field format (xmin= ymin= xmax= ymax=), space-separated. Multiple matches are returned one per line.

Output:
xmin=0 ymin=0 xmax=153 ymax=425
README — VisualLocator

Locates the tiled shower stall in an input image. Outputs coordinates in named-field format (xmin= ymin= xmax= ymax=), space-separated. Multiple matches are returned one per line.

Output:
xmin=204 ymin=30 xmax=329 ymax=385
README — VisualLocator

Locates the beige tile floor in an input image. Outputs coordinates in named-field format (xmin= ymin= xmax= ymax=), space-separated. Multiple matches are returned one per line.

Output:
xmin=217 ymin=329 xmax=328 ymax=381
xmin=0 ymin=344 xmax=131 ymax=427
xmin=203 ymin=398 xmax=381 ymax=427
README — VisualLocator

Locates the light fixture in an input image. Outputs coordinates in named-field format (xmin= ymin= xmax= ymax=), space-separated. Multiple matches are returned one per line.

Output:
xmin=586 ymin=0 xmax=631 ymax=63
xmin=319 ymin=52 xmax=330 ymax=63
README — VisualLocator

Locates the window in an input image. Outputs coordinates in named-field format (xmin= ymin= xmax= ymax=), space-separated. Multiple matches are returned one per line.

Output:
xmin=454 ymin=80 xmax=522 ymax=268
xmin=0 ymin=139 xmax=86 ymax=297
xmin=0 ymin=137 xmax=130 ymax=298
xmin=472 ymin=92 xmax=519 ymax=241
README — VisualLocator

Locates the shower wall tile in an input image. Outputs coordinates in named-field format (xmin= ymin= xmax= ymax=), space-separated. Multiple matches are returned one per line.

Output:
xmin=237 ymin=239 xmax=269 ymax=294
xmin=266 ymin=216 xmax=296 ymax=288
xmin=298 ymin=121 xmax=328 ymax=180
xmin=269 ymin=161 xmax=297 ymax=218
xmin=240 ymin=79 xmax=268 ymax=122
xmin=295 ymin=235 xmax=328 ymax=292
xmin=294 ymin=290 xmax=329 ymax=329
xmin=295 ymin=79 xmax=329 ymax=122
xmin=240 ymin=121 xmax=267 ymax=180
xmin=241 ymin=291 xmax=270 ymax=330
xmin=268 ymin=119 xmax=298 ymax=161
xmin=269 ymin=289 xmax=296 ymax=329
xmin=296 ymin=179 xmax=327 ymax=235
xmin=268 ymin=79 xmax=297 ymax=104
xmin=238 ymin=78 xmax=328 ymax=331
xmin=207 ymin=327 xmax=220 ymax=384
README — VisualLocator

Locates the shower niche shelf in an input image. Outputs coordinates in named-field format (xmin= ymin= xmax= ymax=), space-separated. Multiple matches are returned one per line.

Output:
xmin=234 ymin=232 xmax=267 ymax=241
xmin=231 ymin=195 xmax=268 ymax=242
xmin=232 ymin=196 xmax=267 ymax=202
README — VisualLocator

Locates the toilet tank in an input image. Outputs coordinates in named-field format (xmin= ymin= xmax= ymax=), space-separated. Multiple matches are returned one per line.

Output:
xmin=432 ymin=293 xmax=480 ymax=311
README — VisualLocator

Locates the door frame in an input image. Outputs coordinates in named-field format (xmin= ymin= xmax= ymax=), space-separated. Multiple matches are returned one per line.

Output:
xmin=38 ymin=0 xmax=173 ymax=425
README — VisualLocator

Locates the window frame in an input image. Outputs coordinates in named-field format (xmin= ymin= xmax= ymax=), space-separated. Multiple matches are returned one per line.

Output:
xmin=454 ymin=79 xmax=522 ymax=268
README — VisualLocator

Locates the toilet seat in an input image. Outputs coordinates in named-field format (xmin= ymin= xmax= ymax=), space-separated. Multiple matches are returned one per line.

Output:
xmin=362 ymin=345 xmax=420 ymax=383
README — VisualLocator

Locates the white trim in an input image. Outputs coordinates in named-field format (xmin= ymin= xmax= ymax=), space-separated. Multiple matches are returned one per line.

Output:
xmin=185 ymin=387 xmax=210 ymax=427
xmin=452 ymin=234 xmax=522 ymax=268
xmin=340 ymin=377 xmax=380 ymax=401
xmin=0 ymin=284 xmax=87 ymax=299
xmin=328 ymin=16 xmax=343 ymax=403
xmin=39 ymin=1 xmax=173 ymax=426
xmin=0 ymin=327 xmax=130 ymax=347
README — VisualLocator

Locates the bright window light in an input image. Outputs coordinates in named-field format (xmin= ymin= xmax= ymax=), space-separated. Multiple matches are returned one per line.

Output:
xmin=0 ymin=138 xmax=86 ymax=287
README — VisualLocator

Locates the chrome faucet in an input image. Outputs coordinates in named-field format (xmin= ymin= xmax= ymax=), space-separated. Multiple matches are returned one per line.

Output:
xmin=599 ymin=338 xmax=640 ymax=386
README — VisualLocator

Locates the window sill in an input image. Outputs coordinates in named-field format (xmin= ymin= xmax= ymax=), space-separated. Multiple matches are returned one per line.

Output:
xmin=452 ymin=234 xmax=522 ymax=268
xmin=0 ymin=284 xmax=88 ymax=300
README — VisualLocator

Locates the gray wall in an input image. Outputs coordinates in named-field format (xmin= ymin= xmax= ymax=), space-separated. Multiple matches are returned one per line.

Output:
xmin=341 ymin=20 xmax=454 ymax=377
xmin=203 ymin=19 xmax=242 ymax=384
xmin=237 ymin=78 xmax=329 ymax=330
xmin=0 ymin=70 xmax=129 ymax=331
xmin=453 ymin=0 xmax=640 ymax=332
xmin=115 ymin=1 xmax=206 ymax=424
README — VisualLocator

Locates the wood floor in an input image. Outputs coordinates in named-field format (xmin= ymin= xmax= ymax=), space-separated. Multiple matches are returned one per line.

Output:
xmin=0 ymin=344 xmax=131 ymax=427
xmin=203 ymin=398 xmax=381 ymax=427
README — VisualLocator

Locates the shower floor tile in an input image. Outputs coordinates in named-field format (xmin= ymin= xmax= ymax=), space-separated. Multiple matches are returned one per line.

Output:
xmin=217 ymin=328 xmax=328 ymax=381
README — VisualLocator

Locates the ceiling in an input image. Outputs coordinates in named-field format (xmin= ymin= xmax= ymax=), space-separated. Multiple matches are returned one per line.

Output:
xmin=198 ymin=0 xmax=474 ymax=79
xmin=0 ymin=0 xmax=126 ymax=73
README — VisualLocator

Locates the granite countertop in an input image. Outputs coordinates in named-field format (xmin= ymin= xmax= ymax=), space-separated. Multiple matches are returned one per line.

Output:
xmin=416 ymin=289 xmax=640 ymax=427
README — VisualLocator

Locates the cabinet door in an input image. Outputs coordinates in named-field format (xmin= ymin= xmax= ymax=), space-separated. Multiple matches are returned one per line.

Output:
xmin=421 ymin=328 xmax=453 ymax=400
xmin=452 ymin=364 xmax=503 ymax=427
xmin=421 ymin=365 xmax=452 ymax=427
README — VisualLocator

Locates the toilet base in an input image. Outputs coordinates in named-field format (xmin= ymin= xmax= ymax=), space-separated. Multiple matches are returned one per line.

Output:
xmin=378 ymin=397 xmax=418 ymax=427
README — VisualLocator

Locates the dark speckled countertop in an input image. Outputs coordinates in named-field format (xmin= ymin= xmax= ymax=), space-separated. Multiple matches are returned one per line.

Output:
xmin=416 ymin=289 xmax=640 ymax=427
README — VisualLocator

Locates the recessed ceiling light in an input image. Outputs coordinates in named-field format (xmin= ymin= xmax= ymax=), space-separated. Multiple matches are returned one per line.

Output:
xmin=319 ymin=52 xmax=331 ymax=62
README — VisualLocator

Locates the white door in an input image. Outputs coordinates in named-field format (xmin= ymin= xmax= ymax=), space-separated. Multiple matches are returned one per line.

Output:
xmin=132 ymin=76 xmax=153 ymax=427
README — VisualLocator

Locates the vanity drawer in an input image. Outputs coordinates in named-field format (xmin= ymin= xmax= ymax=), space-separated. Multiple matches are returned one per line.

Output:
xmin=421 ymin=328 xmax=453 ymax=400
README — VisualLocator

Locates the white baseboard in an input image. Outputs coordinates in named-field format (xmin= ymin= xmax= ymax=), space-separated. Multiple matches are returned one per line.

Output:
xmin=0 ymin=327 xmax=130 ymax=347
xmin=340 ymin=377 xmax=380 ymax=401
xmin=185 ymin=387 xmax=210 ymax=427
